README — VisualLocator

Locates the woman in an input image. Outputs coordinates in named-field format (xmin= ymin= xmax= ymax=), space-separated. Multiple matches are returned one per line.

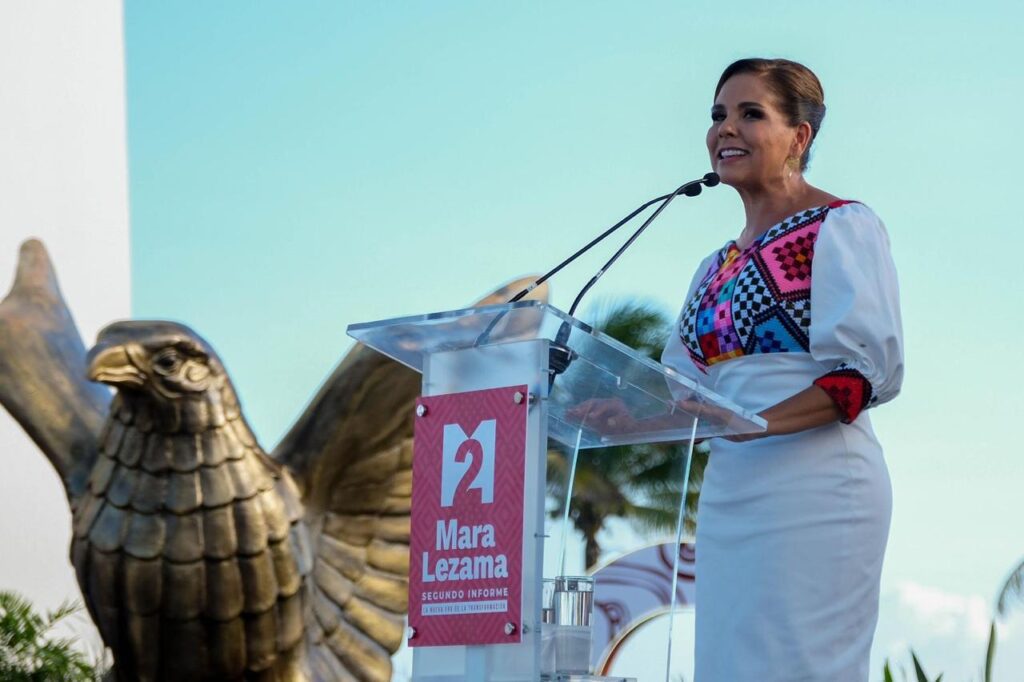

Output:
xmin=660 ymin=58 xmax=904 ymax=680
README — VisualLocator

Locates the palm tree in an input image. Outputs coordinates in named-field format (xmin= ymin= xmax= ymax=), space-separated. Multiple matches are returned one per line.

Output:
xmin=0 ymin=590 xmax=102 ymax=681
xmin=546 ymin=299 xmax=708 ymax=570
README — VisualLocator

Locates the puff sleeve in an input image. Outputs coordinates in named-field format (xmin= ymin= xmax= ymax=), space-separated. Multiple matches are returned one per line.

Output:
xmin=809 ymin=202 xmax=904 ymax=423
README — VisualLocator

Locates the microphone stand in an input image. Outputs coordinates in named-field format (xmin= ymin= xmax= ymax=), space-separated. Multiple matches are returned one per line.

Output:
xmin=507 ymin=193 xmax=673 ymax=304
xmin=475 ymin=191 xmax=673 ymax=349
xmin=548 ymin=174 xmax=719 ymax=389
xmin=475 ymin=173 xmax=719 ymax=356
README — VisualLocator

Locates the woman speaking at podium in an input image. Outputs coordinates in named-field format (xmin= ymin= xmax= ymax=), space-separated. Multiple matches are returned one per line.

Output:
xmin=660 ymin=58 xmax=904 ymax=680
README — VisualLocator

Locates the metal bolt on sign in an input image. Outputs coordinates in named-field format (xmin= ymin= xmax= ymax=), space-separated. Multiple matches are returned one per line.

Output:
xmin=513 ymin=391 xmax=524 ymax=404
xmin=406 ymin=626 xmax=418 ymax=640
xmin=416 ymin=404 xmax=427 ymax=417
xmin=504 ymin=622 xmax=517 ymax=636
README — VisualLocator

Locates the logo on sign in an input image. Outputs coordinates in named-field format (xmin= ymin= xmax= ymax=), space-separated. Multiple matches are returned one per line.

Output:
xmin=440 ymin=420 xmax=496 ymax=507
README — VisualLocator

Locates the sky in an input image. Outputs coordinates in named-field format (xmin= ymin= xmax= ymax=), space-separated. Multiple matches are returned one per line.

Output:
xmin=122 ymin=2 xmax=1024 ymax=679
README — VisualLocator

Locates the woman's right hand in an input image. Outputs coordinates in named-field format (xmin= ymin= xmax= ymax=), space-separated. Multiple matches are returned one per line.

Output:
xmin=565 ymin=397 xmax=639 ymax=434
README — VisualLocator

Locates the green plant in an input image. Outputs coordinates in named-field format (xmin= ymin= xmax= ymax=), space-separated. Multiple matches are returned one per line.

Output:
xmin=910 ymin=650 xmax=944 ymax=682
xmin=881 ymin=650 xmax=944 ymax=682
xmin=984 ymin=621 xmax=996 ymax=682
xmin=880 ymin=616 xmax=998 ymax=682
xmin=0 ymin=590 xmax=101 ymax=681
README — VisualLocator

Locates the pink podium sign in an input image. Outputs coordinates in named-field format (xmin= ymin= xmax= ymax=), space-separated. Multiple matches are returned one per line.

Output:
xmin=407 ymin=385 xmax=528 ymax=647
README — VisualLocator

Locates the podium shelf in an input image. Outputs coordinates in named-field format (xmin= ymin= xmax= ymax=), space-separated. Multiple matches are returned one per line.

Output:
xmin=348 ymin=302 xmax=765 ymax=448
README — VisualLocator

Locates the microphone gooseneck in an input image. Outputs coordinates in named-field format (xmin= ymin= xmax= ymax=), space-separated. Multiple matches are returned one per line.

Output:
xmin=508 ymin=194 xmax=672 ymax=304
xmin=507 ymin=172 xmax=720 ymax=305
xmin=565 ymin=173 xmax=719 ymax=318
xmin=546 ymin=173 xmax=720 ymax=389
xmin=475 ymin=173 xmax=720 ymax=376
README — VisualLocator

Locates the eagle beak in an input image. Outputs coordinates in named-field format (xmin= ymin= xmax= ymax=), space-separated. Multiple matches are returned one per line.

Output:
xmin=87 ymin=345 xmax=145 ymax=387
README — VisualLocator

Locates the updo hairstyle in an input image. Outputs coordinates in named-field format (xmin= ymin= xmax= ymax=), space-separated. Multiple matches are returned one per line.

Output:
xmin=715 ymin=58 xmax=826 ymax=170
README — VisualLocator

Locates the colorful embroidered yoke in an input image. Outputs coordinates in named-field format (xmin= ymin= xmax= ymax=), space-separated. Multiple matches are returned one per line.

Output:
xmin=678 ymin=200 xmax=872 ymax=421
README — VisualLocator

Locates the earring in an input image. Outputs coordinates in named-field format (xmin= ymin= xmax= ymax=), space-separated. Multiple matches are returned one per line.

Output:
xmin=785 ymin=156 xmax=800 ymax=179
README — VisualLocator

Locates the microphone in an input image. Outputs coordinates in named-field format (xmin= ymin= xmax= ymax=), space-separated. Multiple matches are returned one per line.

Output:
xmin=547 ymin=172 xmax=720 ymax=386
xmin=566 ymin=173 xmax=717 ymax=316
xmin=474 ymin=173 xmax=720 ymax=377
xmin=508 ymin=173 xmax=719 ymax=303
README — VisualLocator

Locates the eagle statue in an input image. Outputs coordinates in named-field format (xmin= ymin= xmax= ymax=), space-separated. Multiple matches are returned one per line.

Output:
xmin=0 ymin=239 xmax=546 ymax=681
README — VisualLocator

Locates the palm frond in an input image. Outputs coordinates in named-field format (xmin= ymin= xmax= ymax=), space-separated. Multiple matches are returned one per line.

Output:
xmin=985 ymin=620 xmax=996 ymax=682
xmin=996 ymin=555 xmax=1024 ymax=617
xmin=45 ymin=600 xmax=80 ymax=628
xmin=622 ymin=502 xmax=679 ymax=533
xmin=582 ymin=297 xmax=671 ymax=361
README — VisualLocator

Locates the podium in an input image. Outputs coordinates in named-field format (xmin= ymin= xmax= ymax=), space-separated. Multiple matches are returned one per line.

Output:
xmin=348 ymin=301 xmax=765 ymax=681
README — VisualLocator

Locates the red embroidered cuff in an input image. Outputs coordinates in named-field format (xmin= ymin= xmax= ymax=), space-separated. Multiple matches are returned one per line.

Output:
xmin=813 ymin=366 xmax=873 ymax=423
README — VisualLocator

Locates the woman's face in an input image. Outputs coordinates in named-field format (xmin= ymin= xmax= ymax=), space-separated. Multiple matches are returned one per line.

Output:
xmin=706 ymin=73 xmax=803 ymax=190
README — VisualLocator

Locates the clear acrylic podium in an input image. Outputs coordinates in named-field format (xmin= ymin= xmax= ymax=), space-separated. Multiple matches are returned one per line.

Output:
xmin=348 ymin=301 xmax=766 ymax=681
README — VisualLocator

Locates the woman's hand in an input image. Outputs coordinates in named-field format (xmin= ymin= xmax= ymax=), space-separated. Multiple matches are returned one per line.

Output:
xmin=673 ymin=398 xmax=757 ymax=442
xmin=722 ymin=428 xmax=768 ymax=443
xmin=567 ymin=397 xmax=710 ymax=438
xmin=565 ymin=397 xmax=639 ymax=434
xmin=564 ymin=389 xmax=842 ymax=442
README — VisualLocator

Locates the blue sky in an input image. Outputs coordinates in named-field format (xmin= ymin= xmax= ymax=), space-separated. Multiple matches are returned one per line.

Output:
xmin=125 ymin=2 xmax=1024 ymax=677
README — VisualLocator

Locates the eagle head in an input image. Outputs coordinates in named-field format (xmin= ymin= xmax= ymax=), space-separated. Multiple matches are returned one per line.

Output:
xmin=87 ymin=321 xmax=240 ymax=433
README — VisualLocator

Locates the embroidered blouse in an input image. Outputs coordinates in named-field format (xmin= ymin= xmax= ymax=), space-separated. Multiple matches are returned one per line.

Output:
xmin=672 ymin=200 xmax=903 ymax=423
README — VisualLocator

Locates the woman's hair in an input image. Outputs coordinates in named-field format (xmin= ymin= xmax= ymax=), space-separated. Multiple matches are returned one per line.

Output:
xmin=715 ymin=58 xmax=825 ymax=170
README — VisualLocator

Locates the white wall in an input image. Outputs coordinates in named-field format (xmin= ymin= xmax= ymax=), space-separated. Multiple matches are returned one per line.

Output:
xmin=0 ymin=0 xmax=129 ymax=648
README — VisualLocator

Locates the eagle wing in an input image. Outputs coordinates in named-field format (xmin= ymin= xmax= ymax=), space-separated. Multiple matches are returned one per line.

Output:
xmin=272 ymin=278 xmax=548 ymax=681
xmin=0 ymin=239 xmax=110 ymax=500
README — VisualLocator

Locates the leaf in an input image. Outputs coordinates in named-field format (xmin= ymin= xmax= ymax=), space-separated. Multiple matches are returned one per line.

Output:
xmin=985 ymin=620 xmax=996 ymax=682
xmin=910 ymin=651 xmax=924 ymax=681
xmin=996 ymin=555 xmax=1024 ymax=618
xmin=910 ymin=650 xmax=930 ymax=682
xmin=0 ymin=590 xmax=99 ymax=680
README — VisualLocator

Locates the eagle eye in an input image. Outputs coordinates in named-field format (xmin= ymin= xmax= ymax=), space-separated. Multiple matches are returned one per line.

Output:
xmin=153 ymin=350 xmax=182 ymax=374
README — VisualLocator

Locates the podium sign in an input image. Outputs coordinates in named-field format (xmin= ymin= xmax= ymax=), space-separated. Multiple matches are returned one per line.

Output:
xmin=409 ymin=385 xmax=529 ymax=647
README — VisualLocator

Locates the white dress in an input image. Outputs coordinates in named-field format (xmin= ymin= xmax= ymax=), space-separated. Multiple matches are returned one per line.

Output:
xmin=661 ymin=201 xmax=903 ymax=681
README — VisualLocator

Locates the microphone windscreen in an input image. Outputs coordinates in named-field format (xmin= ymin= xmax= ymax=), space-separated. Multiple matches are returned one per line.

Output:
xmin=703 ymin=172 xmax=721 ymax=187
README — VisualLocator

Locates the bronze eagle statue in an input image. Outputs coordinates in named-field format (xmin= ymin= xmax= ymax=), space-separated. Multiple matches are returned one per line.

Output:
xmin=0 ymin=239 xmax=546 ymax=681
